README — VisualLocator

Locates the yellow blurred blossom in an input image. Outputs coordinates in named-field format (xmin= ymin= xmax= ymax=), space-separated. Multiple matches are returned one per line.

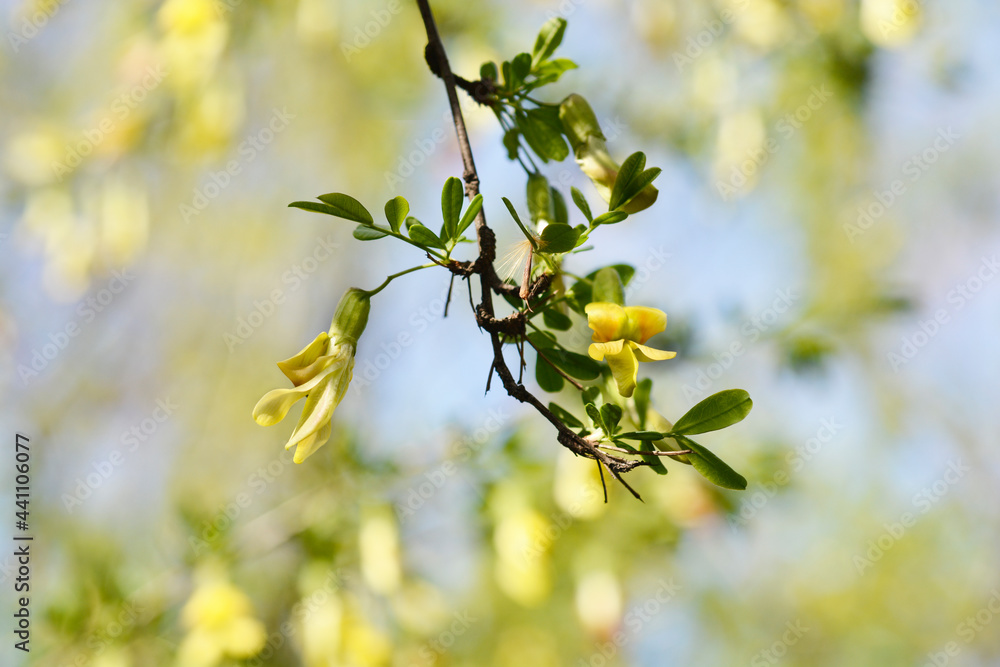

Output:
xmin=177 ymin=576 xmax=266 ymax=667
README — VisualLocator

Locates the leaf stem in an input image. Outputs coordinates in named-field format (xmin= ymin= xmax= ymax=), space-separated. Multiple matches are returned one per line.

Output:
xmin=364 ymin=263 xmax=437 ymax=297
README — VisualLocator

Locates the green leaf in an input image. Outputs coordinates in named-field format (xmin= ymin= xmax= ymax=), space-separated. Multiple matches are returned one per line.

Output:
xmin=608 ymin=152 xmax=646 ymax=211
xmin=538 ymin=223 xmax=580 ymax=253
xmin=600 ymin=403 xmax=623 ymax=434
xmin=407 ymin=222 xmax=446 ymax=249
xmin=677 ymin=436 xmax=747 ymax=490
xmin=316 ymin=193 xmax=373 ymax=224
xmin=503 ymin=128 xmax=520 ymax=161
xmin=536 ymin=353 xmax=564 ymax=393
xmin=585 ymin=403 xmax=603 ymax=429
xmin=615 ymin=431 xmax=668 ymax=441
xmin=633 ymin=378 xmax=652 ymax=430
xmin=545 ymin=348 xmax=600 ymax=381
xmin=456 ymin=193 xmax=483 ymax=238
xmin=637 ymin=438 xmax=668 ymax=475
xmin=383 ymin=196 xmax=408 ymax=233
xmin=527 ymin=330 xmax=557 ymax=349
xmin=289 ymin=201 xmax=347 ymax=217
xmin=441 ymin=177 xmax=464 ymax=241
xmin=502 ymin=197 xmax=537 ymax=249
xmin=519 ymin=110 xmax=569 ymax=162
xmin=550 ymin=187 xmax=568 ymax=224
xmin=531 ymin=58 xmax=578 ymax=86
xmin=532 ymin=17 xmax=567 ymax=66
xmin=567 ymin=264 xmax=636 ymax=313
xmin=592 ymin=210 xmax=629 ymax=226
xmin=592 ymin=267 xmax=625 ymax=305
xmin=672 ymin=389 xmax=753 ymax=435
xmin=511 ymin=52 xmax=532 ymax=86
xmin=581 ymin=386 xmax=601 ymax=407
xmin=549 ymin=402 xmax=583 ymax=429
xmin=542 ymin=308 xmax=572 ymax=331
xmin=570 ymin=187 xmax=593 ymax=222
xmin=353 ymin=225 xmax=388 ymax=241
xmin=480 ymin=61 xmax=498 ymax=81
xmin=617 ymin=167 xmax=661 ymax=212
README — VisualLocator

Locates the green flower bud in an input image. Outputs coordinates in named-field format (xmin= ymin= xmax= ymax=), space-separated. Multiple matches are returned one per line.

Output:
xmin=592 ymin=267 xmax=625 ymax=306
xmin=560 ymin=94 xmax=659 ymax=214
xmin=329 ymin=288 xmax=371 ymax=346
xmin=559 ymin=94 xmax=606 ymax=149
xmin=527 ymin=173 xmax=554 ymax=230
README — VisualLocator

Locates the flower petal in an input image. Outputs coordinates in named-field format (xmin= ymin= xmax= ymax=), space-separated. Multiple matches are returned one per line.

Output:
xmin=623 ymin=307 xmax=666 ymax=344
xmin=290 ymin=421 xmax=332 ymax=464
xmin=253 ymin=387 xmax=309 ymax=426
xmin=276 ymin=332 xmax=330 ymax=385
xmin=605 ymin=345 xmax=639 ymax=398
xmin=286 ymin=356 xmax=354 ymax=450
xmin=585 ymin=302 xmax=627 ymax=342
xmin=278 ymin=348 xmax=347 ymax=387
xmin=588 ymin=339 xmax=624 ymax=361
xmin=632 ymin=342 xmax=676 ymax=362
xmin=252 ymin=370 xmax=330 ymax=426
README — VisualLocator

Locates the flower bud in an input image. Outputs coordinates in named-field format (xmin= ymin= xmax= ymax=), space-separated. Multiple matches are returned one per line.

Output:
xmin=559 ymin=94 xmax=658 ymax=214
xmin=329 ymin=288 xmax=371 ymax=346
xmin=559 ymin=94 xmax=606 ymax=148
xmin=527 ymin=173 xmax=554 ymax=232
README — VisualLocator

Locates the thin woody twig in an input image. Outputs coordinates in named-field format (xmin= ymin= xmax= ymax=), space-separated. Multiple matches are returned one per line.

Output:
xmin=414 ymin=0 xmax=645 ymax=497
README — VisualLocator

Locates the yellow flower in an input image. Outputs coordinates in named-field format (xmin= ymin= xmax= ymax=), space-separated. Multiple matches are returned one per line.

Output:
xmin=585 ymin=302 xmax=676 ymax=398
xmin=253 ymin=289 xmax=369 ymax=463
xmin=177 ymin=576 xmax=267 ymax=667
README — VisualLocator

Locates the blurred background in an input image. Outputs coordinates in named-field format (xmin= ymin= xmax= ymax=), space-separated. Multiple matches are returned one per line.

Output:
xmin=2 ymin=0 xmax=999 ymax=665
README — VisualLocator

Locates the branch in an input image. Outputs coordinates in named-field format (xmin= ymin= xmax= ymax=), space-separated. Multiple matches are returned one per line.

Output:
xmin=414 ymin=0 xmax=644 ymax=500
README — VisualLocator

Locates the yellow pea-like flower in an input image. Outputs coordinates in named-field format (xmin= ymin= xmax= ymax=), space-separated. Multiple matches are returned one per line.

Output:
xmin=585 ymin=302 xmax=676 ymax=398
xmin=253 ymin=288 xmax=370 ymax=463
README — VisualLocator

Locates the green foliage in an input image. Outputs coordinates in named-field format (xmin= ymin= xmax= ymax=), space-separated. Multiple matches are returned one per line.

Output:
xmin=672 ymin=390 xmax=754 ymax=435
xmin=285 ymin=15 xmax=754 ymax=503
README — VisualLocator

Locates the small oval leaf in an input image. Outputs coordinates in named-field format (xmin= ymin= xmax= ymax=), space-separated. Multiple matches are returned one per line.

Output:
xmin=673 ymin=389 xmax=753 ymax=435
xmin=317 ymin=193 xmax=373 ymax=224
xmin=677 ymin=435 xmax=747 ymax=490
xmin=384 ymin=196 xmax=408 ymax=233
xmin=353 ymin=225 xmax=389 ymax=241
xmin=538 ymin=223 xmax=580 ymax=253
